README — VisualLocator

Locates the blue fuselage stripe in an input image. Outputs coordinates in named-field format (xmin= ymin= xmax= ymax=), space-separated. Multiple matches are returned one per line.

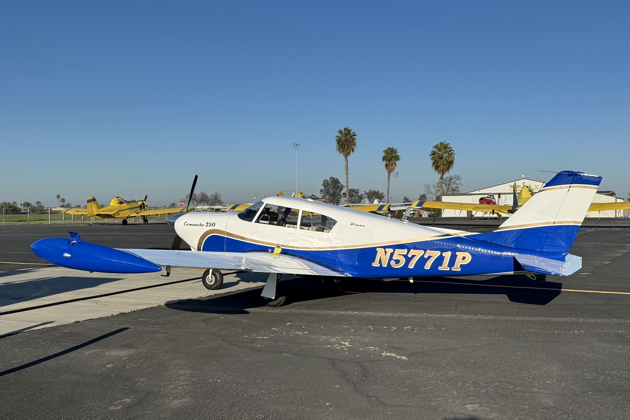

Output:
xmin=200 ymin=234 xmax=568 ymax=278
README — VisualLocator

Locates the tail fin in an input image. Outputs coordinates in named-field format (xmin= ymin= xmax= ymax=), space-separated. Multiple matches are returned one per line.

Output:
xmin=86 ymin=196 xmax=100 ymax=216
xmin=475 ymin=171 xmax=601 ymax=252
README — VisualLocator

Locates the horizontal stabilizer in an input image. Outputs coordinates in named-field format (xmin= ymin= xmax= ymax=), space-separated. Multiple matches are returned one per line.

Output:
xmin=514 ymin=253 xmax=582 ymax=276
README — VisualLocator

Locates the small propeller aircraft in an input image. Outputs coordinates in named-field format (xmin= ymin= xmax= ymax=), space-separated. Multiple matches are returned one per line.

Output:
xmin=65 ymin=196 xmax=191 ymax=225
xmin=32 ymin=171 xmax=600 ymax=307
xmin=413 ymin=181 xmax=629 ymax=216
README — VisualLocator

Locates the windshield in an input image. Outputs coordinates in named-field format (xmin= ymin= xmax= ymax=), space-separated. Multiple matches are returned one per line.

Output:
xmin=237 ymin=201 xmax=264 ymax=222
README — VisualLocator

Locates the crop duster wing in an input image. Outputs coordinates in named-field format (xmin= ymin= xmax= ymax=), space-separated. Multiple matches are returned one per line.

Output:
xmin=587 ymin=202 xmax=630 ymax=212
xmin=63 ymin=208 xmax=88 ymax=215
xmin=133 ymin=206 xmax=194 ymax=216
xmin=345 ymin=204 xmax=391 ymax=213
xmin=412 ymin=200 xmax=513 ymax=214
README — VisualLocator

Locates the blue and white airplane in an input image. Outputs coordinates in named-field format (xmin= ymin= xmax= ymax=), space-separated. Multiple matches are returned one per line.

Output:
xmin=31 ymin=171 xmax=601 ymax=306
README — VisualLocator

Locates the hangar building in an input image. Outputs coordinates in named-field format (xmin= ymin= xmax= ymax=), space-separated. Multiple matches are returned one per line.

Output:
xmin=441 ymin=177 xmax=627 ymax=219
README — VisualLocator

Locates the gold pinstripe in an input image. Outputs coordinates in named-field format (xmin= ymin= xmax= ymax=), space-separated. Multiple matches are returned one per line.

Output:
xmin=196 ymin=229 xmax=468 ymax=251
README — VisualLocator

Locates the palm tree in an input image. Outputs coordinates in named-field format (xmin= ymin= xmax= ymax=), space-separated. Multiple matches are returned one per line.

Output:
xmin=335 ymin=127 xmax=357 ymax=203
xmin=429 ymin=142 xmax=455 ymax=199
xmin=382 ymin=147 xmax=400 ymax=203
xmin=56 ymin=194 xmax=61 ymax=206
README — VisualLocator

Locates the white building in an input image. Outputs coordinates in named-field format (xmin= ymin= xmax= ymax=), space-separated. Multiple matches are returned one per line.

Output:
xmin=441 ymin=177 xmax=627 ymax=219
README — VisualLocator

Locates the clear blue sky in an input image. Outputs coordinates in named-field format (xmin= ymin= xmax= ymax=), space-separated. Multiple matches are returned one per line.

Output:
xmin=2 ymin=1 xmax=628 ymax=206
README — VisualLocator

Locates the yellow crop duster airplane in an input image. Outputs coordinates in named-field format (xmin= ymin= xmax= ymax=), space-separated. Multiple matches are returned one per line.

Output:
xmin=412 ymin=182 xmax=630 ymax=216
xmin=65 ymin=196 xmax=191 ymax=225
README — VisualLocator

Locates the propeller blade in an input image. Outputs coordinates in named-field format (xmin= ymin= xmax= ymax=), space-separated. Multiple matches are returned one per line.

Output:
xmin=170 ymin=175 xmax=198 ymax=250
xmin=184 ymin=175 xmax=198 ymax=213
xmin=144 ymin=195 xmax=148 ymax=202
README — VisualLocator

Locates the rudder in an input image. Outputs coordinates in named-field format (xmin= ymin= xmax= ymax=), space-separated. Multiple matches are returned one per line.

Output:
xmin=86 ymin=196 xmax=100 ymax=216
xmin=474 ymin=171 xmax=601 ymax=252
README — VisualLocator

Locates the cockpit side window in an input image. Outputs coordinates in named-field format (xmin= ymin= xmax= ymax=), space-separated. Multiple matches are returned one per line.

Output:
xmin=255 ymin=205 xmax=300 ymax=228
xmin=300 ymin=211 xmax=337 ymax=233
xmin=237 ymin=201 xmax=264 ymax=222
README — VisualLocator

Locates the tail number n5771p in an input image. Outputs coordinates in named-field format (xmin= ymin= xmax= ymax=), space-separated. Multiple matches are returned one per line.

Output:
xmin=372 ymin=248 xmax=472 ymax=271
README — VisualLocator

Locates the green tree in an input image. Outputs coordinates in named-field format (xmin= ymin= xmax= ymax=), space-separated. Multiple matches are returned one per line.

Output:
xmin=60 ymin=198 xmax=66 ymax=206
xmin=31 ymin=201 xmax=46 ymax=214
xmin=429 ymin=142 xmax=455 ymax=198
xmin=56 ymin=194 xmax=61 ymax=206
xmin=0 ymin=202 xmax=21 ymax=214
xmin=344 ymin=188 xmax=364 ymax=204
xmin=403 ymin=196 xmax=411 ymax=203
xmin=320 ymin=177 xmax=344 ymax=205
xmin=335 ymin=127 xmax=357 ymax=204
xmin=364 ymin=189 xmax=385 ymax=203
xmin=382 ymin=147 xmax=400 ymax=203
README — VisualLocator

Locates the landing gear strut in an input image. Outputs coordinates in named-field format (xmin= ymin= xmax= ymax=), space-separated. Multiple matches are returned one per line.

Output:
xmin=202 ymin=269 xmax=224 ymax=290
xmin=261 ymin=273 xmax=287 ymax=307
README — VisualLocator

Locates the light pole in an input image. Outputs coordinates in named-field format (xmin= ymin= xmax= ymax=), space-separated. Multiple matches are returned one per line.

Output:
xmin=293 ymin=143 xmax=300 ymax=195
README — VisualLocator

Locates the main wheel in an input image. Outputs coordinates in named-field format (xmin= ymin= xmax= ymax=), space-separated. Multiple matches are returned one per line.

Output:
xmin=122 ymin=219 xmax=128 ymax=225
xmin=202 ymin=269 xmax=223 ymax=290
xmin=265 ymin=284 xmax=287 ymax=307
xmin=143 ymin=217 xmax=148 ymax=225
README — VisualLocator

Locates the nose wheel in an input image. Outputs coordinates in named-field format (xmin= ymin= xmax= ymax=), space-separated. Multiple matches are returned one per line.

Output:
xmin=202 ymin=269 xmax=224 ymax=290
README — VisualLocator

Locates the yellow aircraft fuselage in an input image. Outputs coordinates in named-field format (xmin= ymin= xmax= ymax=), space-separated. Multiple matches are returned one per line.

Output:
xmin=86 ymin=196 xmax=147 ymax=219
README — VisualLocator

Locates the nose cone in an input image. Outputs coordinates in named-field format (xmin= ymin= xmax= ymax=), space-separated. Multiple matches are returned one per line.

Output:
xmin=166 ymin=213 xmax=185 ymax=226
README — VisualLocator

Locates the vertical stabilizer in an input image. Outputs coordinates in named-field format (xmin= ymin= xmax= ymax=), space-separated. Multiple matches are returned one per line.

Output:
xmin=86 ymin=196 xmax=100 ymax=217
xmin=475 ymin=171 xmax=601 ymax=252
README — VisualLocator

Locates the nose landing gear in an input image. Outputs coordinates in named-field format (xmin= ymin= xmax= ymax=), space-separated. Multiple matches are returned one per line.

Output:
xmin=202 ymin=269 xmax=224 ymax=290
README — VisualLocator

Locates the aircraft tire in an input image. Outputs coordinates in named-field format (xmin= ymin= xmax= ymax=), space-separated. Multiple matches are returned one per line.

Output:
xmin=265 ymin=294 xmax=287 ymax=307
xmin=202 ymin=269 xmax=223 ymax=290
xmin=122 ymin=219 xmax=128 ymax=225
xmin=265 ymin=284 xmax=287 ymax=307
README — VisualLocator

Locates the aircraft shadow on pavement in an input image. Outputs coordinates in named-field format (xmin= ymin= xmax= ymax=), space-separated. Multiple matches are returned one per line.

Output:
xmin=0 ymin=274 xmax=122 ymax=309
xmin=165 ymin=274 xmax=562 ymax=315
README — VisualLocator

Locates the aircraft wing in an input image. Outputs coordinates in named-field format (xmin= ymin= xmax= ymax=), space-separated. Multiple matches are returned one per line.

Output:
xmin=345 ymin=204 xmax=391 ymax=213
xmin=226 ymin=204 xmax=252 ymax=212
xmin=63 ymin=208 xmax=88 ymax=215
xmin=413 ymin=200 xmax=513 ymax=214
xmin=133 ymin=206 xmax=193 ymax=216
xmin=588 ymin=202 xmax=630 ymax=212
xmin=122 ymin=249 xmax=349 ymax=277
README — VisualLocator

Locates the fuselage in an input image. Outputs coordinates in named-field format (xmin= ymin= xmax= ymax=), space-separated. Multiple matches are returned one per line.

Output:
xmin=173 ymin=197 xmax=556 ymax=278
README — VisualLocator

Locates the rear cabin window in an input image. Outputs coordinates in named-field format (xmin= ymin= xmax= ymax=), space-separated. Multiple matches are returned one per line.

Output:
xmin=255 ymin=205 xmax=300 ymax=228
xmin=237 ymin=201 xmax=264 ymax=222
xmin=300 ymin=212 xmax=337 ymax=233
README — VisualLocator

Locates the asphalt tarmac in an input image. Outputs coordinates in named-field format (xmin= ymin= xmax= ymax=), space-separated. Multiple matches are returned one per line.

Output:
xmin=1 ymin=220 xmax=630 ymax=419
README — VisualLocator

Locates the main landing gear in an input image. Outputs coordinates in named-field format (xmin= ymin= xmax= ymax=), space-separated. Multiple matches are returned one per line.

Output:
xmin=261 ymin=273 xmax=287 ymax=307
xmin=202 ymin=269 xmax=224 ymax=290
xmin=122 ymin=219 xmax=128 ymax=225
